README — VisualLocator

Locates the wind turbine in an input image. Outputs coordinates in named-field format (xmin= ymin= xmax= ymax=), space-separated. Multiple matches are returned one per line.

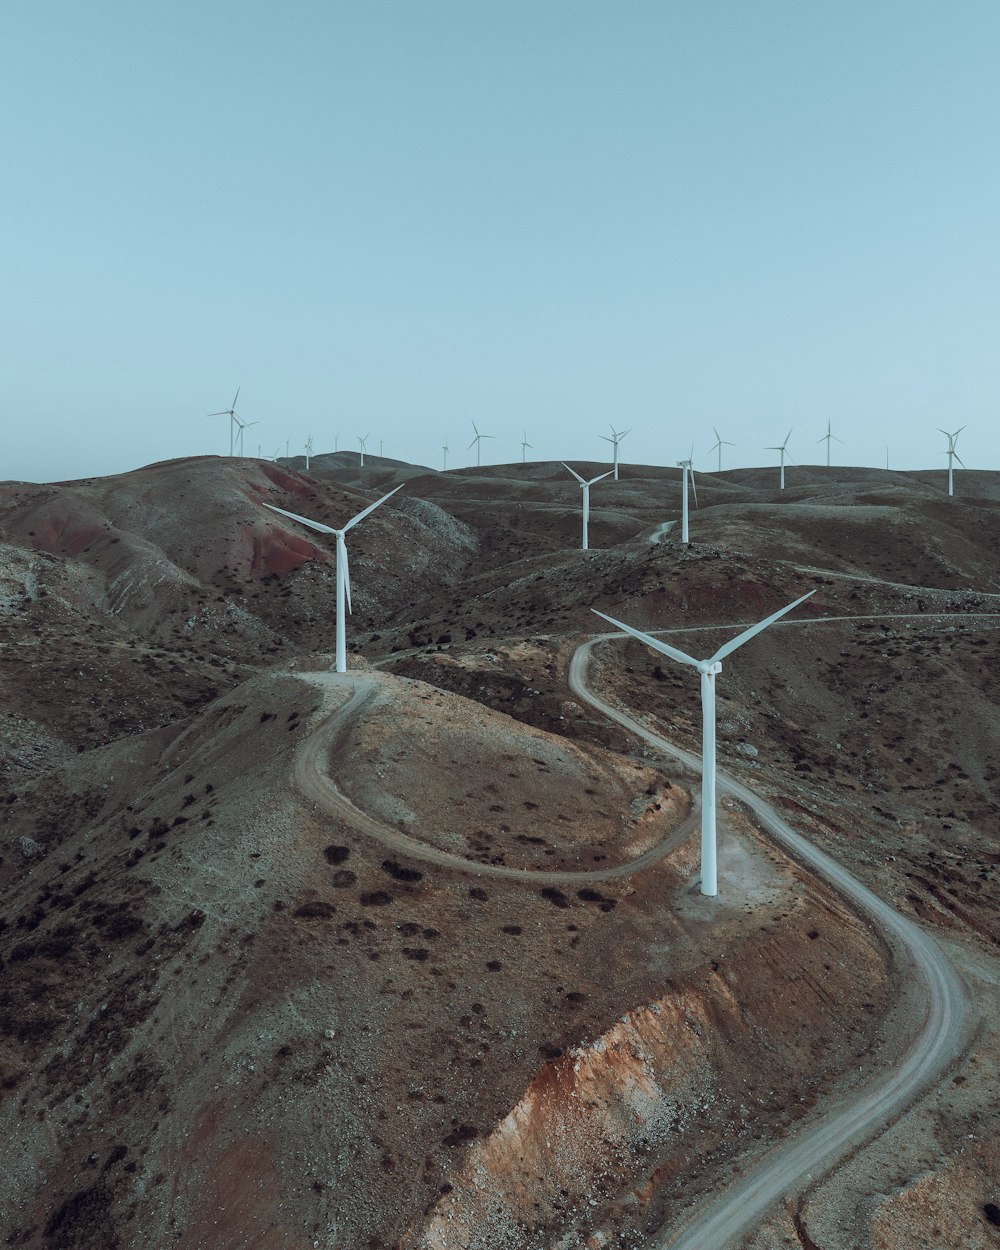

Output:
xmin=442 ymin=437 xmax=449 ymax=471
xmin=938 ymin=426 xmax=966 ymax=497
xmin=304 ymin=435 xmax=314 ymax=471
xmin=263 ymin=485 xmax=403 ymax=673
xmin=599 ymin=425 xmax=629 ymax=480
xmin=233 ymin=414 xmax=257 ymax=458
xmin=593 ymin=589 xmax=816 ymax=896
xmin=766 ymin=429 xmax=794 ymax=490
xmin=208 ymin=388 xmax=241 ymax=457
xmin=562 ymin=464 xmax=613 ymax=551
xmin=817 ymin=420 xmax=843 ymax=468
xmin=334 ymin=433 xmax=340 ymax=452
xmin=358 ymin=434 xmax=369 ymax=467
xmin=521 ymin=429 xmax=533 ymax=464
xmin=468 ymin=420 xmax=494 ymax=467
xmin=708 ymin=427 xmax=736 ymax=472
xmin=677 ymin=450 xmax=699 ymax=544
xmin=272 ymin=446 xmax=282 ymax=461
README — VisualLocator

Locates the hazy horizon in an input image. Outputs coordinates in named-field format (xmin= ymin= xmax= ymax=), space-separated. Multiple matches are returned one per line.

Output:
xmin=5 ymin=1 xmax=999 ymax=483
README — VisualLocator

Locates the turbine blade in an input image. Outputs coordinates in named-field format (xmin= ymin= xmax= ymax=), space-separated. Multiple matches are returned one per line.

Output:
xmin=561 ymin=462 xmax=585 ymax=484
xmin=599 ymin=435 xmax=614 ymax=444
xmin=467 ymin=437 xmax=478 ymax=449
xmin=586 ymin=470 xmax=614 ymax=486
xmin=591 ymin=610 xmax=701 ymax=669
xmin=709 ymin=589 xmax=817 ymax=664
xmin=954 ymin=453 xmax=967 ymax=468
xmin=262 ymin=503 xmax=337 ymax=535
xmin=232 ymin=387 xmax=240 ymax=407
xmin=342 ymin=483 xmax=404 ymax=533
xmin=341 ymin=537 xmax=353 ymax=615
xmin=690 ymin=469 xmax=699 ymax=509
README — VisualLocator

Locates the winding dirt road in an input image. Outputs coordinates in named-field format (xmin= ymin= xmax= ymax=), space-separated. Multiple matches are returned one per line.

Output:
xmin=570 ymin=623 xmax=970 ymax=1249
xmin=293 ymin=668 xmax=697 ymax=883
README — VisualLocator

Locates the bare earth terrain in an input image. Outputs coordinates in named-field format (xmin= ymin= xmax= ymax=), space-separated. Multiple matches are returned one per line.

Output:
xmin=1 ymin=451 xmax=999 ymax=1249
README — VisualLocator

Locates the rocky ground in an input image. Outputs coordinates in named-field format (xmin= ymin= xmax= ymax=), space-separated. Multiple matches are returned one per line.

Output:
xmin=1 ymin=452 xmax=999 ymax=1248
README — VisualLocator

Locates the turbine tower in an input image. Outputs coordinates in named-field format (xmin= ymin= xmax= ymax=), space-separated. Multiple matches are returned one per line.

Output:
xmin=208 ymin=387 xmax=241 ymax=457
xmin=938 ymin=426 xmax=966 ymax=497
xmin=521 ymin=429 xmax=533 ymax=464
xmin=599 ymin=425 xmax=629 ymax=480
xmin=357 ymin=434 xmax=369 ymax=468
xmin=817 ymin=420 xmax=843 ymax=468
xmin=334 ymin=433 xmax=340 ymax=452
xmin=562 ymin=463 xmax=613 ymax=551
xmin=263 ymin=485 xmax=403 ymax=673
xmin=676 ymin=451 xmax=699 ymax=544
xmin=304 ymin=435 xmax=314 ymax=471
xmin=442 ymin=437 xmax=449 ymax=471
xmin=708 ymin=427 xmax=735 ymax=472
xmin=766 ymin=429 xmax=794 ymax=490
xmin=594 ymin=589 xmax=816 ymax=896
xmin=468 ymin=420 xmax=494 ymax=467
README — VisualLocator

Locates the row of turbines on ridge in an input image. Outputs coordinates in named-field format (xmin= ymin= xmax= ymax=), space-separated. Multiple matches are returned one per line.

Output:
xmin=210 ymin=391 xmax=971 ymax=499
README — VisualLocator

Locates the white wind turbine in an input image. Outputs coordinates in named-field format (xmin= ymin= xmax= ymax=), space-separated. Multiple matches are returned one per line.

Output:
xmin=938 ymin=426 xmax=966 ymax=497
xmin=594 ymin=589 xmax=816 ymax=896
xmin=562 ymin=463 xmax=613 ymax=551
xmin=766 ymin=428 xmax=794 ymax=490
xmin=304 ymin=435 xmax=314 ymax=471
xmin=708 ymin=427 xmax=736 ymax=472
xmin=600 ymin=425 xmax=629 ymax=480
xmin=357 ymin=433 xmax=369 ymax=467
xmin=817 ymin=420 xmax=843 ymax=468
xmin=677 ymin=450 xmax=699 ymax=544
xmin=263 ymin=485 xmax=403 ymax=673
xmin=208 ymin=387 xmax=241 ymax=456
xmin=233 ymin=414 xmax=257 ymax=458
xmin=468 ymin=420 xmax=494 ymax=467
xmin=441 ymin=437 xmax=449 ymax=471
xmin=334 ymin=433 xmax=340 ymax=452
xmin=521 ymin=429 xmax=533 ymax=464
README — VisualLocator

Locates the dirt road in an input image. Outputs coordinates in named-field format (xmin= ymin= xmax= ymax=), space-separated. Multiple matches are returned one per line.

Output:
xmin=292 ymin=668 xmax=697 ymax=884
xmin=570 ymin=627 xmax=970 ymax=1249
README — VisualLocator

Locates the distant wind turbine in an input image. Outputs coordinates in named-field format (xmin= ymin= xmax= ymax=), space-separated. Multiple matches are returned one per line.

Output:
xmin=521 ymin=429 xmax=533 ymax=465
xmin=599 ymin=425 xmax=629 ymax=480
xmin=817 ymin=420 xmax=843 ymax=468
xmin=357 ymin=434 xmax=369 ymax=467
xmin=938 ymin=426 xmax=966 ymax=497
xmin=263 ymin=486 xmax=403 ymax=673
xmin=334 ymin=433 xmax=340 ymax=452
xmin=272 ymin=446 xmax=282 ymax=461
xmin=208 ymin=388 xmax=241 ymax=457
xmin=594 ymin=589 xmax=816 ymax=896
xmin=562 ymin=463 xmax=613 ymax=551
xmin=442 ymin=437 xmax=449 ymax=471
xmin=468 ymin=420 xmax=494 ymax=467
xmin=304 ymin=435 xmax=314 ymax=471
xmin=233 ymin=414 xmax=257 ymax=458
xmin=708 ymin=427 xmax=736 ymax=472
xmin=766 ymin=429 xmax=794 ymax=490
xmin=677 ymin=450 xmax=699 ymax=544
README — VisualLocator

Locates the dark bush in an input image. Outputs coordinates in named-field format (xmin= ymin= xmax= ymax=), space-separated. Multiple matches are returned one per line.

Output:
xmin=324 ymin=845 xmax=350 ymax=865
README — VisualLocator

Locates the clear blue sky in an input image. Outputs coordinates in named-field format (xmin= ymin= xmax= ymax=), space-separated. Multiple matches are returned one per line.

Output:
xmin=3 ymin=1 xmax=999 ymax=481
